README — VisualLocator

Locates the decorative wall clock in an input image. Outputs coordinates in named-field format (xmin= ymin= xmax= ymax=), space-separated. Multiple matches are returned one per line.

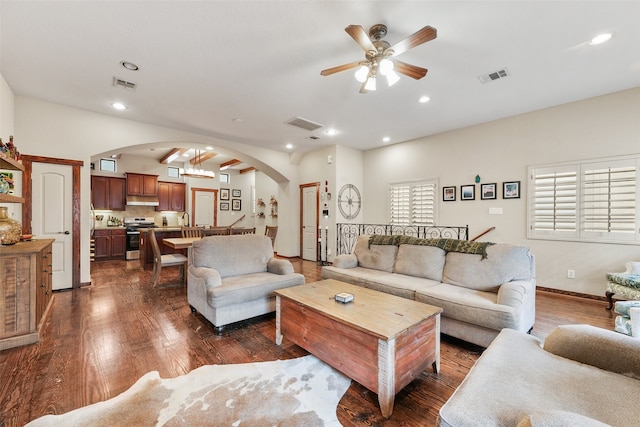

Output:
xmin=338 ymin=184 xmax=361 ymax=219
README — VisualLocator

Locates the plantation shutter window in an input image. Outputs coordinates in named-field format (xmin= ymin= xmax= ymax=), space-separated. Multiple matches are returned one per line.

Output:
xmin=528 ymin=155 xmax=640 ymax=244
xmin=581 ymin=159 xmax=637 ymax=240
xmin=389 ymin=180 xmax=437 ymax=225
xmin=530 ymin=165 xmax=578 ymax=238
xmin=389 ymin=184 xmax=410 ymax=225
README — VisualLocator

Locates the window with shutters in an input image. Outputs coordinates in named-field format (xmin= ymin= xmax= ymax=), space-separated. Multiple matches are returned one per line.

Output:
xmin=389 ymin=180 xmax=437 ymax=225
xmin=528 ymin=155 xmax=639 ymax=244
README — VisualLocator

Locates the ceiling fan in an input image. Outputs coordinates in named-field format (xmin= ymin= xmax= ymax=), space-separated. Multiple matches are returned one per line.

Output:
xmin=321 ymin=24 xmax=437 ymax=93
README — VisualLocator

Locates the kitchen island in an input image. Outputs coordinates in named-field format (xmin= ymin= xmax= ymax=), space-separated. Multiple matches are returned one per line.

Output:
xmin=138 ymin=227 xmax=183 ymax=271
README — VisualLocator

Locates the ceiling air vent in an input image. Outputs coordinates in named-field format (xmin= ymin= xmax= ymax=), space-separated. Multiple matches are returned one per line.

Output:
xmin=113 ymin=77 xmax=137 ymax=91
xmin=308 ymin=135 xmax=320 ymax=141
xmin=285 ymin=116 xmax=324 ymax=132
xmin=478 ymin=68 xmax=510 ymax=84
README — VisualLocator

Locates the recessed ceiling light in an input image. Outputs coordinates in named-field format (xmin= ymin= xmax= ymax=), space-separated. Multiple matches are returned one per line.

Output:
xmin=285 ymin=143 xmax=294 ymax=150
xmin=121 ymin=61 xmax=139 ymax=71
xmin=112 ymin=102 xmax=126 ymax=110
xmin=326 ymin=128 xmax=338 ymax=136
xmin=588 ymin=33 xmax=613 ymax=46
xmin=418 ymin=96 xmax=431 ymax=104
xmin=382 ymin=137 xmax=391 ymax=143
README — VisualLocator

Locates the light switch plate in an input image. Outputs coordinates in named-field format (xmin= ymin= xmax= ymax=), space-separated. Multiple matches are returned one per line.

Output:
xmin=489 ymin=207 xmax=503 ymax=215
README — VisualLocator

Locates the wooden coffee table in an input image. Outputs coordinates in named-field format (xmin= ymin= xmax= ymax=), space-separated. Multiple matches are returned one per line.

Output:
xmin=275 ymin=279 xmax=442 ymax=418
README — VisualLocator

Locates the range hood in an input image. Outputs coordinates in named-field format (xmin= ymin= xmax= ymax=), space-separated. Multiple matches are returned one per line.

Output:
xmin=126 ymin=195 xmax=159 ymax=206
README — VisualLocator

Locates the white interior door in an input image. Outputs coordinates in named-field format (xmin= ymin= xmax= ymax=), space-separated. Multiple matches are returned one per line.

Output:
xmin=31 ymin=162 xmax=73 ymax=290
xmin=301 ymin=184 xmax=318 ymax=261
xmin=194 ymin=190 xmax=215 ymax=227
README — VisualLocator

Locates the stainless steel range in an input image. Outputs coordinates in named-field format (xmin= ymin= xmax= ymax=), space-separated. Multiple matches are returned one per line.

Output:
xmin=124 ymin=217 xmax=157 ymax=260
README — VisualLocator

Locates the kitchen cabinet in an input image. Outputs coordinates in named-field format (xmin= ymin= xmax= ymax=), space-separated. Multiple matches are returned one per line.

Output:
xmin=0 ymin=239 xmax=54 ymax=351
xmin=157 ymin=182 xmax=186 ymax=212
xmin=94 ymin=228 xmax=126 ymax=260
xmin=91 ymin=176 xmax=126 ymax=211
xmin=126 ymin=173 xmax=158 ymax=196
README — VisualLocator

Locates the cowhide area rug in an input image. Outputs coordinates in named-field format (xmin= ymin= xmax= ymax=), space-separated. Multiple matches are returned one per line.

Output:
xmin=26 ymin=355 xmax=351 ymax=426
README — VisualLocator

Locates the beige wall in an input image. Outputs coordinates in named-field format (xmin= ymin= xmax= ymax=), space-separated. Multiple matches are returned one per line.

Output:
xmin=0 ymin=74 xmax=14 ymax=137
xmin=363 ymin=88 xmax=640 ymax=296
xmin=4 ymin=68 xmax=639 ymax=296
xmin=13 ymin=95 xmax=303 ymax=283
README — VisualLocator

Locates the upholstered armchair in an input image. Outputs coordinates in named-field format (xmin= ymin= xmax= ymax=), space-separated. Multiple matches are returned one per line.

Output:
xmin=614 ymin=301 xmax=640 ymax=338
xmin=606 ymin=261 xmax=640 ymax=310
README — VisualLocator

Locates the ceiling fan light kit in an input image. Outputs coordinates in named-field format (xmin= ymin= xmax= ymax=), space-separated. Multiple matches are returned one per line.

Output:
xmin=321 ymin=23 xmax=437 ymax=93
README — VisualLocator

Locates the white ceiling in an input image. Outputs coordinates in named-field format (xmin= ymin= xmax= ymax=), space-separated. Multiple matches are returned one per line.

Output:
xmin=1 ymin=1 xmax=639 ymax=164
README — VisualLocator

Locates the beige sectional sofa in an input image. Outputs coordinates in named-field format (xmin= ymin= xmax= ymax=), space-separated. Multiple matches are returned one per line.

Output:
xmin=187 ymin=234 xmax=305 ymax=332
xmin=439 ymin=325 xmax=640 ymax=426
xmin=321 ymin=235 xmax=535 ymax=347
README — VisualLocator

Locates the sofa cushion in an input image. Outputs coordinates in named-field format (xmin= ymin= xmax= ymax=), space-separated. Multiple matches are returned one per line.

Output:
xmin=416 ymin=283 xmax=519 ymax=330
xmin=516 ymin=410 xmax=612 ymax=427
xmin=353 ymin=236 xmax=398 ymax=272
xmin=192 ymin=235 xmax=273 ymax=278
xmin=442 ymin=244 xmax=533 ymax=292
xmin=208 ymin=272 xmax=304 ymax=307
xmin=364 ymin=271 xmax=441 ymax=300
xmin=393 ymin=244 xmax=445 ymax=281
xmin=543 ymin=324 xmax=640 ymax=380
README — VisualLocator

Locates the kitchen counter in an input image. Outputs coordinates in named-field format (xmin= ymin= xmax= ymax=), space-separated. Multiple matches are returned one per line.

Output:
xmin=94 ymin=226 xmax=126 ymax=230
xmin=139 ymin=226 xmax=183 ymax=233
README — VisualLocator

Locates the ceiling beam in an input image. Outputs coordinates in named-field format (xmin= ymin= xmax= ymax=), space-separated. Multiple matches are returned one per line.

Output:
xmin=189 ymin=151 xmax=218 ymax=165
xmin=240 ymin=167 xmax=256 ymax=174
xmin=220 ymin=159 xmax=242 ymax=170
xmin=159 ymin=148 xmax=187 ymax=164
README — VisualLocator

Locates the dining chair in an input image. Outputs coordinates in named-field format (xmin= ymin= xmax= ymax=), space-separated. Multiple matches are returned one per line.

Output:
xmin=231 ymin=227 xmax=256 ymax=235
xmin=181 ymin=226 xmax=204 ymax=238
xmin=148 ymin=229 xmax=188 ymax=287
xmin=265 ymin=225 xmax=278 ymax=247
xmin=203 ymin=226 xmax=231 ymax=236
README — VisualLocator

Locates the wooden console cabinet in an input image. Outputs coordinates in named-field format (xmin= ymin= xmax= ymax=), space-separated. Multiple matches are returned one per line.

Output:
xmin=0 ymin=239 xmax=54 ymax=351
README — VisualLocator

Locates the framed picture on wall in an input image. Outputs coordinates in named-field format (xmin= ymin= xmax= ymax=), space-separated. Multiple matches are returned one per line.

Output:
xmin=461 ymin=184 xmax=475 ymax=201
xmin=443 ymin=186 xmax=456 ymax=201
xmin=220 ymin=202 xmax=229 ymax=211
xmin=503 ymin=181 xmax=521 ymax=199
xmin=220 ymin=189 xmax=230 ymax=200
xmin=232 ymin=199 xmax=241 ymax=211
xmin=232 ymin=189 xmax=241 ymax=197
xmin=481 ymin=183 xmax=497 ymax=200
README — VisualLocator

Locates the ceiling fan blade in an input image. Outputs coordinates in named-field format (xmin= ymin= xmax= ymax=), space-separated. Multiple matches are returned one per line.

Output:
xmin=392 ymin=60 xmax=428 ymax=80
xmin=345 ymin=25 xmax=377 ymax=55
xmin=387 ymin=26 xmax=437 ymax=57
xmin=320 ymin=61 xmax=362 ymax=76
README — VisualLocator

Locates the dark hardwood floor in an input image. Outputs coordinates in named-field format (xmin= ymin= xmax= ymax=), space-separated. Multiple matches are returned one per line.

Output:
xmin=0 ymin=258 xmax=615 ymax=427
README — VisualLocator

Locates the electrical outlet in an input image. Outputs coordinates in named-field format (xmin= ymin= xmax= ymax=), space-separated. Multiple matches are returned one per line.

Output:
xmin=567 ymin=269 xmax=576 ymax=279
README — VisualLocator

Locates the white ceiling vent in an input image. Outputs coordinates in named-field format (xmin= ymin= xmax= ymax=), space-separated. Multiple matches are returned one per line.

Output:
xmin=285 ymin=116 xmax=324 ymax=132
xmin=113 ymin=77 xmax=137 ymax=91
xmin=478 ymin=68 xmax=510 ymax=84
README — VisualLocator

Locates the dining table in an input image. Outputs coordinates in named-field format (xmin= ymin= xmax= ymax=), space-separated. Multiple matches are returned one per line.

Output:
xmin=162 ymin=236 xmax=202 ymax=250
